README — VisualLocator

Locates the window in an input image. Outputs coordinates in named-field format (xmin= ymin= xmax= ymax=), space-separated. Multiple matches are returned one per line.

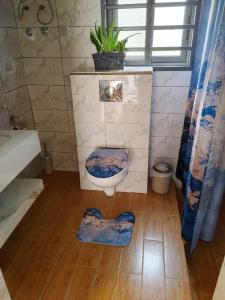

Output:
xmin=101 ymin=0 xmax=201 ymax=69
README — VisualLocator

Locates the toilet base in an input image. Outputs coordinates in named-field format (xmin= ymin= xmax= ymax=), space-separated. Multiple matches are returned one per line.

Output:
xmin=104 ymin=187 xmax=116 ymax=197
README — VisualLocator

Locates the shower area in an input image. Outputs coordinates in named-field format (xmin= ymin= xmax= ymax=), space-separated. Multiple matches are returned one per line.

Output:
xmin=0 ymin=0 xmax=79 ymax=172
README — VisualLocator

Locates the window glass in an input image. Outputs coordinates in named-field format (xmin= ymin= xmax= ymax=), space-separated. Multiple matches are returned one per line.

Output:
xmin=113 ymin=8 xmax=147 ymax=27
xmin=154 ymin=7 xmax=186 ymax=25
xmin=119 ymin=30 xmax=145 ymax=47
xmin=154 ymin=0 xmax=188 ymax=3
xmin=103 ymin=0 xmax=199 ymax=68
xmin=107 ymin=0 xmax=147 ymax=4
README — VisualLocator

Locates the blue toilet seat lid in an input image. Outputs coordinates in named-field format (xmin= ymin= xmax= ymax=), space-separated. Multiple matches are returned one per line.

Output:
xmin=85 ymin=148 xmax=128 ymax=178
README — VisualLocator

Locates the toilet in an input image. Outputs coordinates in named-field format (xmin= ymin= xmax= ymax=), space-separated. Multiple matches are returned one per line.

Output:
xmin=85 ymin=148 xmax=128 ymax=196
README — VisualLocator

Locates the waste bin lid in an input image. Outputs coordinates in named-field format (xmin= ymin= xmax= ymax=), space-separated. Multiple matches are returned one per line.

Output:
xmin=153 ymin=162 xmax=173 ymax=174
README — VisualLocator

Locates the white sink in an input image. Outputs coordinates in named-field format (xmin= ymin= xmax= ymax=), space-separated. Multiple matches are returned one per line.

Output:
xmin=0 ymin=130 xmax=41 ymax=193
xmin=0 ymin=134 xmax=11 ymax=146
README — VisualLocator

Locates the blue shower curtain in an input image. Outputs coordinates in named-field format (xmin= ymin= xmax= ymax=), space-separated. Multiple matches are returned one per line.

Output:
xmin=176 ymin=0 xmax=225 ymax=253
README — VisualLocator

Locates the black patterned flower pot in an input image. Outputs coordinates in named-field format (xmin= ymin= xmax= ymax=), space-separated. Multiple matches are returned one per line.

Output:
xmin=92 ymin=53 xmax=125 ymax=71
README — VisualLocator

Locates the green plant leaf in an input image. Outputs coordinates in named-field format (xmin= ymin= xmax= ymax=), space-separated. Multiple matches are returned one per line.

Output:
xmin=90 ymin=26 xmax=103 ymax=53
xmin=89 ymin=21 xmax=142 ymax=53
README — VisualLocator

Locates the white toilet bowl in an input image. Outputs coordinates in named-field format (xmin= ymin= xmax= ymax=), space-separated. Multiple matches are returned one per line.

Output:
xmin=85 ymin=148 xmax=128 ymax=196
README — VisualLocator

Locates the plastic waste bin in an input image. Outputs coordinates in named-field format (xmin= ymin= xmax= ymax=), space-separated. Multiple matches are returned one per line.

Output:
xmin=152 ymin=162 xmax=173 ymax=194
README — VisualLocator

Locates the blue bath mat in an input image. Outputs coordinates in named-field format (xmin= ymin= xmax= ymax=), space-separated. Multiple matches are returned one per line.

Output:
xmin=77 ymin=208 xmax=135 ymax=247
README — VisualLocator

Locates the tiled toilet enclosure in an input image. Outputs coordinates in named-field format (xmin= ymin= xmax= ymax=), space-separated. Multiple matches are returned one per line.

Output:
xmin=70 ymin=67 xmax=152 ymax=193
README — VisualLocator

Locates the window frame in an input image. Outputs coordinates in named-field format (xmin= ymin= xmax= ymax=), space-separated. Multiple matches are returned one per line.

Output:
xmin=101 ymin=0 xmax=202 ymax=70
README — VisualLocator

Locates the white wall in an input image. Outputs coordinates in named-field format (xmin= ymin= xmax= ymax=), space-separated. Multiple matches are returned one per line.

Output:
xmin=150 ymin=71 xmax=191 ymax=174
xmin=7 ymin=0 xmax=191 ymax=173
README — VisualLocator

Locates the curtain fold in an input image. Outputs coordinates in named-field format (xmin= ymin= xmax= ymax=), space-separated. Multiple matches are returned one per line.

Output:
xmin=176 ymin=0 xmax=225 ymax=253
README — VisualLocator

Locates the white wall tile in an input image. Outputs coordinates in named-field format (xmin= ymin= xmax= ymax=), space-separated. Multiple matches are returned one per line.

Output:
xmin=71 ymin=74 xmax=101 ymax=95
xmin=76 ymin=122 xmax=106 ymax=147
xmin=0 ymin=79 xmax=3 ymax=94
xmin=152 ymin=86 xmax=189 ymax=114
xmin=73 ymin=94 xmax=104 ymax=123
xmin=56 ymin=0 xmax=101 ymax=26
xmin=23 ymin=58 xmax=64 ymax=85
xmin=73 ymin=74 xmax=151 ymax=101
xmin=65 ymin=85 xmax=73 ymax=110
xmin=151 ymin=113 xmax=184 ymax=137
xmin=128 ymin=148 xmax=149 ymax=172
xmin=0 ymin=58 xmax=26 ymax=91
xmin=0 ymin=28 xmax=21 ymax=59
xmin=150 ymin=136 xmax=181 ymax=159
xmin=68 ymin=110 xmax=75 ymax=133
xmin=0 ymin=0 xmax=16 ymax=27
xmin=38 ymin=132 xmax=72 ymax=152
xmin=5 ymin=86 xmax=31 ymax=117
xmin=77 ymin=147 xmax=95 ymax=163
xmin=60 ymin=27 xmax=95 ymax=58
xmin=28 ymin=85 xmax=67 ymax=110
xmin=102 ymin=74 xmax=152 ymax=97
xmin=19 ymin=28 xmax=61 ymax=58
xmin=0 ymin=95 xmax=9 ymax=126
xmin=17 ymin=110 xmax=35 ymax=129
xmin=117 ymin=171 xmax=148 ymax=193
xmin=152 ymin=71 xmax=192 ymax=87
xmin=33 ymin=109 xmax=69 ymax=132
xmin=62 ymin=58 xmax=94 ymax=84
xmin=70 ymin=132 xmax=77 ymax=152
xmin=51 ymin=151 xmax=78 ymax=171
xmin=13 ymin=0 xmax=57 ymax=27
xmin=106 ymin=123 xmax=150 ymax=148
xmin=104 ymin=100 xmax=151 ymax=124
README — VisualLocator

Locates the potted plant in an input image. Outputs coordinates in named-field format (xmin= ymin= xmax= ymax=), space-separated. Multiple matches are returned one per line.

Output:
xmin=90 ymin=22 xmax=138 ymax=71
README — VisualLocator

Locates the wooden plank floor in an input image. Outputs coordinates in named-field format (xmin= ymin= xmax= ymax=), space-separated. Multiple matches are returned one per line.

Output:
xmin=177 ymin=189 xmax=225 ymax=300
xmin=0 ymin=171 xmax=191 ymax=300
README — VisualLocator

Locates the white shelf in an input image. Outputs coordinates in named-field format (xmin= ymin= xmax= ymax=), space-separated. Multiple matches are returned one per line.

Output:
xmin=0 ymin=130 xmax=41 ymax=193
xmin=0 ymin=178 xmax=44 ymax=248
